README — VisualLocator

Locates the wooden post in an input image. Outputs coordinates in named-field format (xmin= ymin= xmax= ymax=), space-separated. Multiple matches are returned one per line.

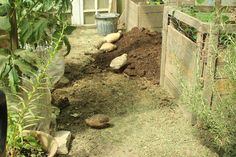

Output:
xmin=9 ymin=0 xmax=18 ymax=50
xmin=196 ymin=32 xmax=205 ymax=86
xmin=160 ymin=6 xmax=169 ymax=86
xmin=202 ymin=25 xmax=219 ymax=106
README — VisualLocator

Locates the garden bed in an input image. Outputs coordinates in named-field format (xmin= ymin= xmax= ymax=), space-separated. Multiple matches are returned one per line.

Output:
xmin=126 ymin=0 xmax=164 ymax=32
xmin=160 ymin=6 xmax=236 ymax=105
xmin=92 ymin=27 xmax=162 ymax=84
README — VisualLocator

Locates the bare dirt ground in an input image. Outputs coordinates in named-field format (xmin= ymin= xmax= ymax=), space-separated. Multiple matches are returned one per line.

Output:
xmin=53 ymin=28 xmax=218 ymax=157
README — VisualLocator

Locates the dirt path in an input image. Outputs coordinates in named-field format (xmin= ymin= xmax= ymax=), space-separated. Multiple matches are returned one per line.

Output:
xmin=53 ymin=28 xmax=218 ymax=157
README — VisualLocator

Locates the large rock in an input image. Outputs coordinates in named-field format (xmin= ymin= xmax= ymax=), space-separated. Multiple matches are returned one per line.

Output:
xmin=99 ymin=43 xmax=117 ymax=52
xmin=104 ymin=31 xmax=122 ymax=43
xmin=110 ymin=53 xmax=128 ymax=70
xmin=85 ymin=114 xmax=110 ymax=129
xmin=54 ymin=131 xmax=72 ymax=154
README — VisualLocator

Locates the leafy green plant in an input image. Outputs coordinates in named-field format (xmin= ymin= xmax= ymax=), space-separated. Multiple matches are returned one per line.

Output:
xmin=15 ymin=0 xmax=73 ymax=51
xmin=0 ymin=0 xmax=72 ymax=155
xmin=17 ymin=135 xmax=46 ymax=157
xmin=0 ymin=0 xmax=10 ymax=31
xmin=178 ymin=7 xmax=236 ymax=156
xmin=0 ymin=48 xmax=38 ymax=92
xmin=0 ymin=0 xmax=75 ymax=93
xmin=196 ymin=0 xmax=206 ymax=4
xmin=5 ymin=23 xmax=68 ymax=156
xmin=146 ymin=0 xmax=164 ymax=5
xmin=7 ymin=81 xmax=44 ymax=156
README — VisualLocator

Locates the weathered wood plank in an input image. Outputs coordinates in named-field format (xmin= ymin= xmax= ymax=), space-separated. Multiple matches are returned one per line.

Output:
xmin=197 ymin=32 xmax=205 ymax=80
xmin=167 ymin=6 xmax=236 ymax=33
xmin=221 ymin=0 xmax=236 ymax=6
xmin=164 ymin=72 xmax=181 ymax=98
xmin=162 ymin=6 xmax=235 ymax=107
xmin=166 ymin=25 xmax=198 ymax=81
xmin=139 ymin=13 xmax=163 ymax=28
xmin=202 ymin=28 xmax=219 ymax=107
xmin=138 ymin=4 xmax=163 ymax=30
xmin=139 ymin=4 xmax=164 ymax=13
xmin=160 ymin=6 xmax=170 ymax=86
xmin=126 ymin=0 xmax=139 ymax=31
xmin=168 ymin=9 xmax=210 ymax=32
xmin=163 ymin=25 xmax=199 ymax=97
xmin=126 ymin=0 xmax=163 ymax=32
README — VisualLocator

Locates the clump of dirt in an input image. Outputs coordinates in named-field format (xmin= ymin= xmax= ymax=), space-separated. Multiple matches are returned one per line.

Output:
xmin=92 ymin=27 xmax=162 ymax=84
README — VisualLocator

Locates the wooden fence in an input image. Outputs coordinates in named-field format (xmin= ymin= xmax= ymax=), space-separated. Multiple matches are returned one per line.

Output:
xmin=166 ymin=0 xmax=236 ymax=6
xmin=160 ymin=6 xmax=236 ymax=106
xmin=126 ymin=0 xmax=164 ymax=32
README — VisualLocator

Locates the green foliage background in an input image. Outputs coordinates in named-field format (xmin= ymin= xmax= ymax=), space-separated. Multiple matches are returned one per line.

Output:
xmin=0 ymin=0 xmax=74 ymax=92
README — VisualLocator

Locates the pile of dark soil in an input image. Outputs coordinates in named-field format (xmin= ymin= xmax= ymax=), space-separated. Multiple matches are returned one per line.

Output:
xmin=92 ymin=27 xmax=162 ymax=84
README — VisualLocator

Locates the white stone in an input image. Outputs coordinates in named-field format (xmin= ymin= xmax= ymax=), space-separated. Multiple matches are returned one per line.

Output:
xmin=100 ymin=43 xmax=117 ymax=52
xmin=54 ymin=131 xmax=72 ymax=154
xmin=110 ymin=54 xmax=128 ymax=70
xmin=104 ymin=31 xmax=122 ymax=43
xmin=93 ymin=40 xmax=105 ymax=49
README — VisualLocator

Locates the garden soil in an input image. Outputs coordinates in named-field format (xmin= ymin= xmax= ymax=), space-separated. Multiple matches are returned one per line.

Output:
xmin=92 ymin=27 xmax=162 ymax=84
xmin=53 ymin=28 xmax=218 ymax=157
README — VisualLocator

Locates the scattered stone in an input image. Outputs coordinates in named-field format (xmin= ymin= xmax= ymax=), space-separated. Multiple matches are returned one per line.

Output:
xmin=54 ymin=131 xmax=72 ymax=155
xmin=93 ymin=40 xmax=105 ymax=49
xmin=110 ymin=53 xmax=128 ymax=70
xmin=104 ymin=31 xmax=122 ymax=43
xmin=92 ymin=27 xmax=162 ymax=84
xmin=70 ymin=113 xmax=80 ymax=118
xmin=85 ymin=114 xmax=110 ymax=129
xmin=100 ymin=43 xmax=117 ymax=52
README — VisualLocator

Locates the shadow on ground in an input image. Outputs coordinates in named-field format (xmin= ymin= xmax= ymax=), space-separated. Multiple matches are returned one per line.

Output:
xmin=53 ymin=69 xmax=217 ymax=157
xmin=54 ymin=28 xmax=218 ymax=157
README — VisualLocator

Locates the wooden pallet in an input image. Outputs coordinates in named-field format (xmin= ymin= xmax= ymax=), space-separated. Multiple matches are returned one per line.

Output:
xmin=160 ymin=6 xmax=236 ymax=106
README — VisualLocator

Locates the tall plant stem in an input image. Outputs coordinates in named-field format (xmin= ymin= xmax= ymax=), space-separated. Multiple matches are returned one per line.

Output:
xmin=9 ymin=0 xmax=18 ymax=50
